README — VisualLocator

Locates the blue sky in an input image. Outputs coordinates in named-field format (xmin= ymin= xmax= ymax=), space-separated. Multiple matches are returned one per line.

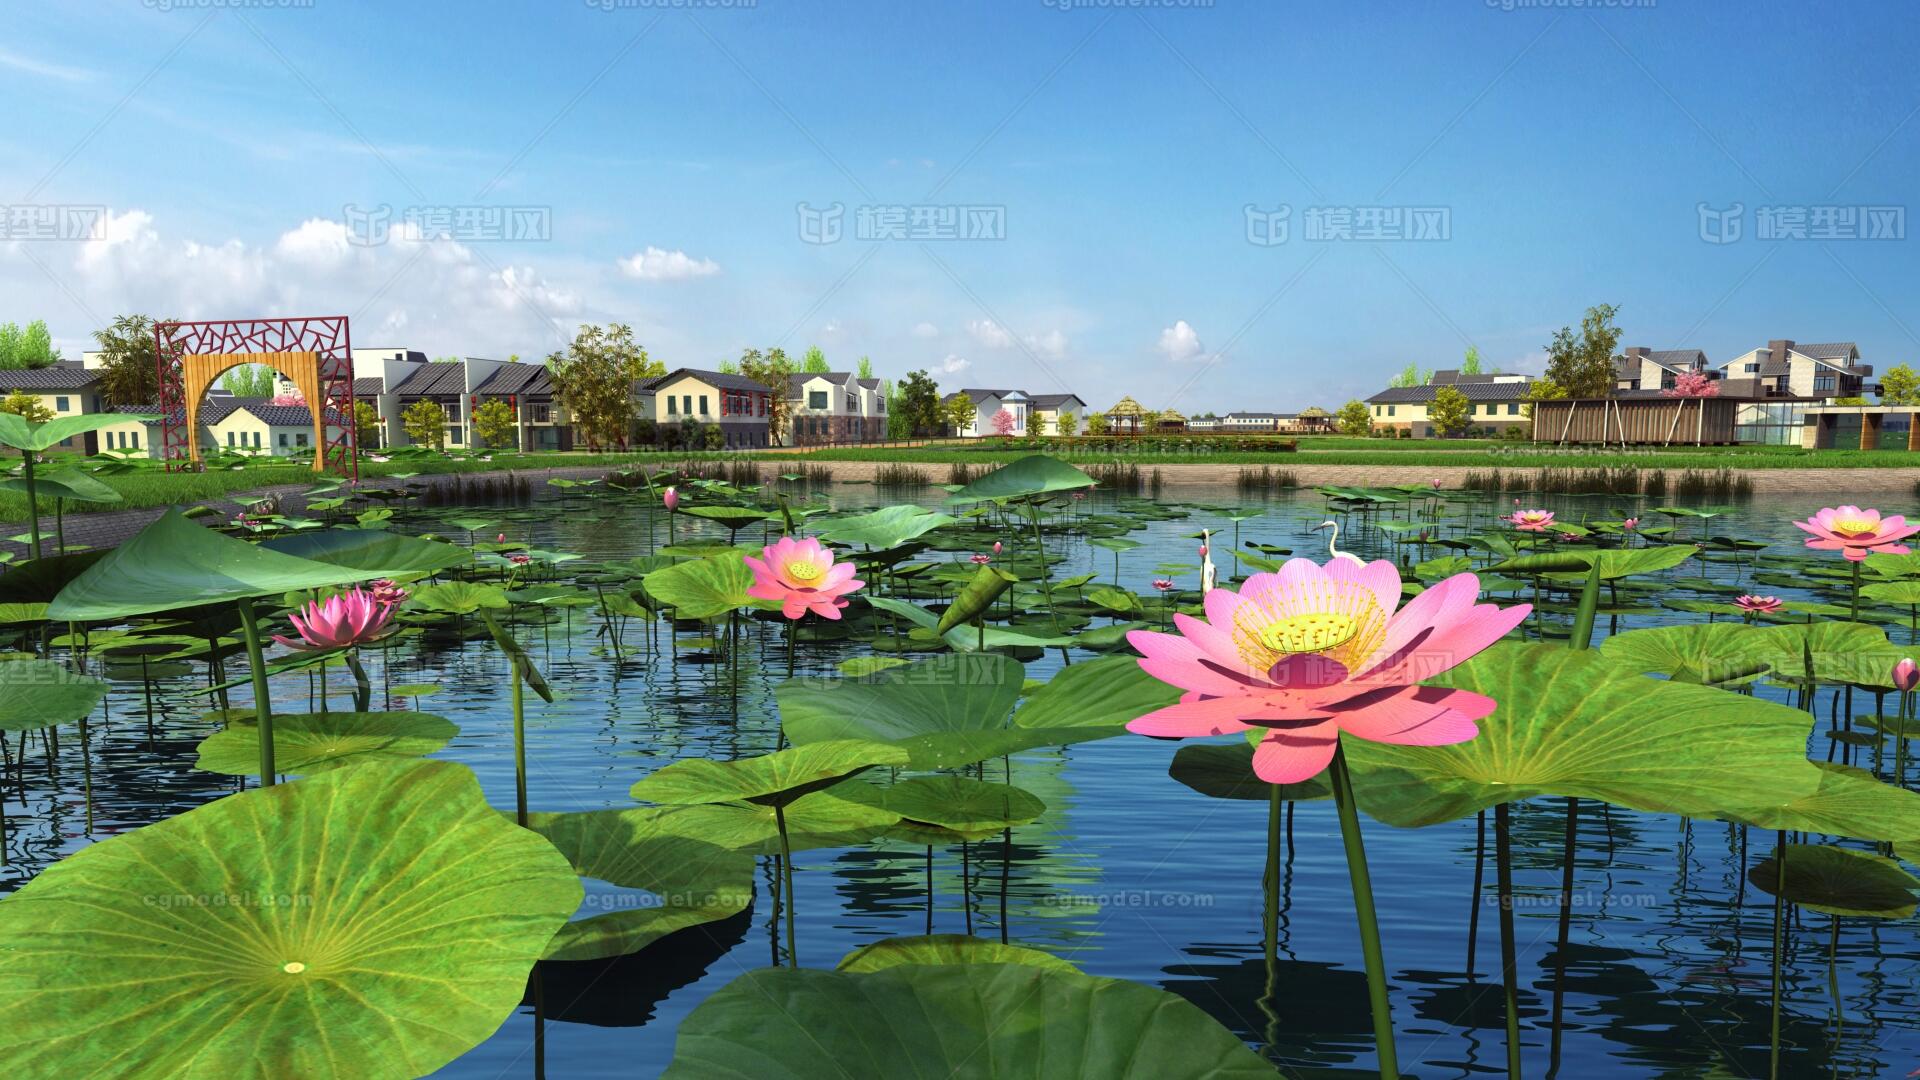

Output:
xmin=4 ymin=0 xmax=1917 ymax=411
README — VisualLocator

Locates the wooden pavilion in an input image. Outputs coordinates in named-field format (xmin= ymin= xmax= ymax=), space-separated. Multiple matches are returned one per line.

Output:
xmin=1105 ymin=396 xmax=1147 ymax=435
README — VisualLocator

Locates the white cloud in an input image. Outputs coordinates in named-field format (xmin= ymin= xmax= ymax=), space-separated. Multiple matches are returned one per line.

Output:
xmin=1026 ymin=329 xmax=1068 ymax=360
xmin=938 ymin=354 xmax=971 ymax=374
xmin=1505 ymin=350 xmax=1549 ymax=376
xmin=967 ymin=319 xmax=1013 ymax=349
xmin=910 ymin=321 xmax=939 ymax=338
xmin=617 ymin=246 xmax=721 ymax=281
xmin=0 ymin=48 xmax=94 ymax=82
xmin=1157 ymin=320 xmax=1205 ymax=363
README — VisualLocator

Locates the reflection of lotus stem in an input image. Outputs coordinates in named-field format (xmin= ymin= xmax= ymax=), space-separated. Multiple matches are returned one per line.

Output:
xmin=774 ymin=804 xmax=796 ymax=966
xmin=1467 ymin=810 xmax=1485 ymax=976
xmin=1826 ymin=915 xmax=1843 ymax=1050
xmin=1770 ymin=830 xmax=1786 ymax=1080
xmin=1328 ymin=742 xmax=1399 ymax=1079
xmin=1259 ymin=781 xmax=1282 ymax=1058
xmin=1495 ymin=802 xmax=1521 ymax=1080
xmin=1548 ymin=798 xmax=1579 ymax=1071
xmin=511 ymin=659 xmax=527 ymax=827
xmin=235 ymin=599 xmax=276 ymax=785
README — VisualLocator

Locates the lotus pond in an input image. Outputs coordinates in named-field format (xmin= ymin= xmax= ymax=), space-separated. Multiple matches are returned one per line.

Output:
xmin=1 ymin=455 xmax=1918 ymax=1078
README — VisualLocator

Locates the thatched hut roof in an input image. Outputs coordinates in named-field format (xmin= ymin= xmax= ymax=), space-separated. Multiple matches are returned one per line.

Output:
xmin=1106 ymin=396 xmax=1147 ymax=416
xmin=1158 ymin=408 xmax=1187 ymax=423
xmin=1297 ymin=406 xmax=1330 ymax=418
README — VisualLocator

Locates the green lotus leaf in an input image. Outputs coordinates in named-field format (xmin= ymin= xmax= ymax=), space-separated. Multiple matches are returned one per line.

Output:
xmin=0 ymin=659 xmax=107 ymax=732
xmin=677 ymin=505 xmax=771 ymax=530
xmin=815 ymin=505 xmax=958 ymax=548
xmin=836 ymin=935 xmax=1078 ymax=974
xmin=631 ymin=739 xmax=910 ymax=808
xmin=0 ymin=602 xmax=48 ymax=625
xmin=662 ymin=964 xmax=1274 ymax=1079
xmin=1086 ymin=586 xmax=1141 ymax=613
xmin=836 ymin=656 xmax=911 ymax=677
xmin=0 ymin=760 xmax=581 ymax=1077
xmin=648 ymin=791 xmax=901 ymax=855
xmin=1487 ymin=545 xmax=1699 ymax=580
xmin=408 ymin=581 xmax=509 ymax=615
xmin=1598 ymin=623 xmax=1771 ymax=685
xmin=47 ymin=510 xmax=394 ymax=621
xmin=1745 ymin=622 xmax=1902 ymax=687
xmin=844 ymin=775 xmax=1044 ymax=838
xmin=192 ymin=711 xmax=457 ymax=775
xmin=1861 ymin=581 xmax=1920 ymax=606
xmin=259 ymin=528 xmax=469 ymax=576
xmin=945 ymin=455 xmax=1097 ymax=505
xmin=0 ymin=411 xmax=152 ymax=452
xmin=479 ymin=611 xmax=553 ymax=702
xmin=0 ymin=467 xmax=121 ymax=505
xmin=1717 ymin=762 xmax=1920 ymax=841
xmin=1345 ymin=643 xmax=1823 ymax=827
xmin=1088 ymin=537 xmax=1141 ymax=553
xmin=1168 ymin=743 xmax=1331 ymax=802
xmin=523 ymin=806 xmax=755 ymax=961
xmin=936 ymin=565 xmax=1019 ymax=634
xmin=779 ymin=653 xmax=1023 ymax=744
xmin=642 ymin=550 xmax=775 ymax=620
xmin=1748 ymin=844 xmax=1920 ymax=918
xmin=0 ymin=550 xmax=107 ymax=604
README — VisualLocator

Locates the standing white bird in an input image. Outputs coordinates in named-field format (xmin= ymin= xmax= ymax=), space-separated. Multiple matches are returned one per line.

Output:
xmin=1199 ymin=529 xmax=1217 ymax=594
xmin=1312 ymin=519 xmax=1365 ymax=565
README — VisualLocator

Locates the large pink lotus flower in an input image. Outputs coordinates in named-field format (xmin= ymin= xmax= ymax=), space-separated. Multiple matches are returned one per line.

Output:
xmin=1507 ymin=509 xmax=1554 ymax=532
xmin=1125 ymin=557 xmax=1530 ymax=784
xmin=745 ymin=536 xmax=863 ymax=620
xmin=1734 ymin=595 xmax=1782 ymax=615
xmin=1793 ymin=505 xmax=1920 ymax=562
xmin=273 ymin=588 xmax=396 ymax=651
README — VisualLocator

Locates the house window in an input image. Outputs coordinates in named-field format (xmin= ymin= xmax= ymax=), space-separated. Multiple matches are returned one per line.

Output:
xmin=1387 ymin=406 xmax=1396 ymax=417
xmin=278 ymin=433 xmax=289 ymax=448
xmin=227 ymin=431 xmax=235 ymax=447
xmin=128 ymin=430 xmax=139 ymax=449
xmin=55 ymin=397 xmax=69 ymax=412
xmin=846 ymin=394 xmax=858 ymax=413
xmin=809 ymin=390 xmax=828 ymax=410
xmin=531 ymin=404 xmax=550 ymax=423
xmin=1814 ymin=374 xmax=1837 ymax=392
xmin=1508 ymin=403 xmax=1519 ymax=416
xmin=252 ymin=431 xmax=261 ymax=448
xmin=667 ymin=395 xmax=678 ymax=416
xmin=448 ymin=426 xmax=463 ymax=444
xmin=698 ymin=394 xmax=709 ymax=415
xmin=1745 ymin=363 xmax=1760 ymax=373
xmin=296 ymin=432 xmax=309 ymax=448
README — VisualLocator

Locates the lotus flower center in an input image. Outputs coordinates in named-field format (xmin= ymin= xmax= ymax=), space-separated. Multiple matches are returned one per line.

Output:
xmin=283 ymin=962 xmax=307 ymax=974
xmin=1257 ymin=612 xmax=1359 ymax=655
xmin=785 ymin=560 xmax=822 ymax=582
xmin=1832 ymin=517 xmax=1877 ymax=537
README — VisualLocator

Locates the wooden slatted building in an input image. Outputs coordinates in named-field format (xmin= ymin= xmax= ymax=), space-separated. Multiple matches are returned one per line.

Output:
xmin=1531 ymin=396 xmax=1740 ymax=446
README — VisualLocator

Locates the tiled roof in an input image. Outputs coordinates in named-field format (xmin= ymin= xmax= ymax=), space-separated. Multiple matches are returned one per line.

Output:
xmin=856 ymin=377 xmax=883 ymax=390
xmin=0 ymin=361 xmax=100 ymax=390
xmin=1797 ymin=342 xmax=1858 ymax=360
xmin=474 ymin=363 xmax=552 ymax=397
xmin=641 ymin=368 xmax=772 ymax=394
xmin=352 ymin=376 xmax=386 ymax=396
xmin=1224 ymin=411 xmax=1281 ymax=419
xmin=391 ymin=362 xmax=467 ymax=396
xmin=1028 ymin=393 xmax=1084 ymax=409
xmin=1368 ymin=380 xmax=1535 ymax=404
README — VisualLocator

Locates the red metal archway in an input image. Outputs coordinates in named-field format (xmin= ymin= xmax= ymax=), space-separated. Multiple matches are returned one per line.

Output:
xmin=153 ymin=316 xmax=357 ymax=481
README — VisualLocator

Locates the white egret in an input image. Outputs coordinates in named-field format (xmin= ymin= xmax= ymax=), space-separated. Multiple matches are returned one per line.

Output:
xmin=1312 ymin=520 xmax=1365 ymax=565
xmin=1199 ymin=529 xmax=1217 ymax=594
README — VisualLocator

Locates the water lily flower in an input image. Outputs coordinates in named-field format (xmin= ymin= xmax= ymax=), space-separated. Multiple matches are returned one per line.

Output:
xmin=1621 ymin=517 xmax=1639 ymax=530
xmin=1125 ymin=557 xmax=1530 ymax=784
xmin=1895 ymin=657 xmax=1919 ymax=693
xmin=509 ymin=553 xmax=532 ymax=566
xmin=367 ymin=578 xmax=408 ymax=605
xmin=1556 ymin=532 xmax=1581 ymax=542
xmin=1734 ymin=595 xmax=1782 ymax=615
xmin=1793 ymin=505 xmax=1920 ymax=562
xmin=273 ymin=588 xmax=396 ymax=651
xmin=970 ymin=553 xmax=992 ymax=565
xmin=1072 ymin=491 xmax=1086 ymax=500
xmin=745 ymin=536 xmax=863 ymax=620
xmin=663 ymin=486 xmax=679 ymax=511
xmin=1507 ymin=509 xmax=1555 ymax=532
xmin=1153 ymin=578 xmax=1175 ymax=592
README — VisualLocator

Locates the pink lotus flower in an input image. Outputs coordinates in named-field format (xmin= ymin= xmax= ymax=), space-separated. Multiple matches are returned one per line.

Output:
xmin=1621 ymin=517 xmax=1639 ymax=530
xmin=273 ymin=588 xmax=396 ymax=651
xmin=1734 ymin=595 xmax=1782 ymax=615
xmin=509 ymin=553 xmax=532 ymax=566
xmin=1072 ymin=491 xmax=1086 ymax=501
xmin=1793 ymin=505 xmax=1920 ymax=562
xmin=367 ymin=578 xmax=408 ymax=605
xmin=970 ymin=553 xmax=992 ymax=565
xmin=745 ymin=536 xmax=863 ymax=620
xmin=1153 ymin=578 xmax=1175 ymax=592
xmin=1431 ymin=478 xmax=1442 ymax=489
xmin=1125 ymin=557 xmax=1530 ymax=784
xmin=663 ymin=486 xmax=679 ymax=511
xmin=1507 ymin=509 xmax=1554 ymax=532
xmin=495 ymin=533 xmax=506 ymax=543
xmin=1894 ymin=657 xmax=1919 ymax=693
xmin=992 ymin=541 xmax=1003 ymax=555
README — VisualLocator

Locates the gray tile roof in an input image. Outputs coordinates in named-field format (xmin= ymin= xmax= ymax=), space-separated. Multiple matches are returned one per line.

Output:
xmin=0 ymin=361 xmax=100 ymax=390
xmin=1368 ymin=380 xmax=1534 ymax=404
xmin=352 ymin=376 xmax=386 ymax=396
xmin=392 ymin=362 xmax=467 ymax=396
xmin=474 ymin=363 xmax=552 ymax=397
xmin=641 ymin=368 xmax=773 ymax=394
xmin=1028 ymin=393 xmax=1085 ymax=409
xmin=1797 ymin=342 xmax=1859 ymax=360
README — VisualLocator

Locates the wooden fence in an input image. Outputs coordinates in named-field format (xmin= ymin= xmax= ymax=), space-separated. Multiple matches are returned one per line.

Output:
xmin=1531 ymin=397 xmax=1738 ymax=446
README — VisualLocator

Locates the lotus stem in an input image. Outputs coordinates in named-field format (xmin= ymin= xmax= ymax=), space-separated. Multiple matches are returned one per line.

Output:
xmin=1827 ymin=915 xmax=1842 ymax=1053
xmin=1328 ymin=741 xmax=1399 ymax=1079
xmin=235 ymin=598 xmax=276 ymax=785
xmin=1850 ymin=560 xmax=1861 ymax=623
xmin=1495 ymin=801 xmax=1521 ymax=1080
xmin=1260 ymin=781 xmax=1283 ymax=1059
xmin=1770 ymin=830 xmax=1786 ymax=1080
xmin=786 ymin=618 xmax=795 ymax=679
xmin=1549 ymin=797 xmax=1579 ymax=1072
xmin=1570 ymin=564 xmax=1601 ymax=649
xmin=345 ymin=651 xmax=372 ymax=712
xmin=1467 ymin=810 xmax=1485 ymax=976
xmin=1022 ymin=500 xmax=1061 ymax=632
xmin=20 ymin=449 xmax=40 ymax=561
xmin=774 ymin=803 xmax=796 ymax=966
xmin=511 ymin=658 xmax=527 ymax=827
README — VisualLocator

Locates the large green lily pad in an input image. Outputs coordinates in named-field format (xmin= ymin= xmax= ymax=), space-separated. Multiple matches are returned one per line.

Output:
xmin=946 ymin=455 xmax=1097 ymax=505
xmin=1346 ymin=642 xmax=1823 ymax=827
xmin=1168 ymin=742 xmax=1331 ymax=803
xmin=815 ymin=505 xmax=957 ymax=548
xmin=260 ymin=529 xmax=468 ymax=576
xmin=0 ymin=760 xmax=581 ymax=1077
xmin=846 ymin=775 xmax=1045 ymax=839
xmin=631 ymin=740 xmax=910 ymax=808
xmin=836 ymin=935 xmax=1077 ymax=974
xmin=1598 ymin=623 xmax=1771 ymax=685
xmin=0 ymin=659 xmax=107 ymax=732
xmin=642 ymin=551 xmax=774 ymax=619
xmin=663 ymin=963 xmax=1274 ymax=1078
xmin=1748 ymin=843 xmax=1920 ymax=918
xmin=192 ymin=711 xmax=458 ymax=776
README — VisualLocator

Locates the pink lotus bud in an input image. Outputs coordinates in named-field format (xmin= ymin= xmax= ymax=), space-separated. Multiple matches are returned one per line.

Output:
xmin=663 ymin=486 xmax=679 ymax=510
xmin=495 ymin=533 xmax=505 ymax=543
xmin=1895 ymin=658 xmax=1919 ymax=693
xmin=992 ymin=541 xmax=1002 ymax=554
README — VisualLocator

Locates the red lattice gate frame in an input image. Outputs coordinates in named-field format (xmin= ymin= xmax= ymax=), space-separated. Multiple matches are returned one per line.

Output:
xmin=153 ymin=316 xmax=358 ymax=481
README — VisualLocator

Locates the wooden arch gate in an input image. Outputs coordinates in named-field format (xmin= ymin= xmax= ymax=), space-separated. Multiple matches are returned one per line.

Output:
xmin=153 ymin=316 xmax=358 ymax=479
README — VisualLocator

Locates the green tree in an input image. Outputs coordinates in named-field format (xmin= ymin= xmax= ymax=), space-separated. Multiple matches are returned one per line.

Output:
xmin=802 ymin=345 xmax=830 ymax=374
xmin=472 ymin=398 xmax=519 ymax=449
xmin=352 ymin=401 xmax=383 ymax=449
xmin=401 ymin=399 xmax=448 ymax=450
xmin=1084 ymin=412 xmax=1110 ymax=436
xmin=1056 ymin=410 xmax=1079 ymax=437
xmin=716 ymin=359 xmax=739 ymax=375
xmin=1543 ymin=303 xmax=1623 ymax=398
xmin=546 ymin=323 xmax=662 ymax=450
xmin=856 ymin=355 xmax=873 ymax=380
xmin=0 ymin=390 xmax=53 ymax=423
xmin=92 ymin=314 xmax=164 ymax=407
xmin=893 ymin=369 xmax=941 ymax=437
xmin=0 ymin=324 xmax=21 ymax=369
xmin=1522 ymin=377 xmax=1568 ymax=434
xmin=1461 ymin=345 xmax=1482 ymax=376
xmin=221 ymin=365 xmax=277 ymax=397
xmin=1429 ymin=384 xmax=1470 ymax=437
xmin=0 ymin=322 xmax=55 ymax=370
xmin=1336 ymin=399 xmax=1372 ymax=435
xmin=1389 ymin=362 xmax=1428 ymax=388
xmin=737 ymin=347 xmax=797 ymax=443
xmin=943 ymin=392 xmax=975 ymax=435
xmin=1879 ymin=363 xmax=1920 ymax=405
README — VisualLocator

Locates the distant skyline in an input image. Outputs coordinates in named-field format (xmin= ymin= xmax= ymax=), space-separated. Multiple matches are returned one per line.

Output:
xmin=5 ymin=0 xmax=1918 ymax=412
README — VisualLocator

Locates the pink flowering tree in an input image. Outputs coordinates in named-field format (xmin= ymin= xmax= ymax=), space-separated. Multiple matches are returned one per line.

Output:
xmin=1662 ymin=371 xmax=1719 ymax=398
xmin=990 ymin=408 xmax=1017 ymax=437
